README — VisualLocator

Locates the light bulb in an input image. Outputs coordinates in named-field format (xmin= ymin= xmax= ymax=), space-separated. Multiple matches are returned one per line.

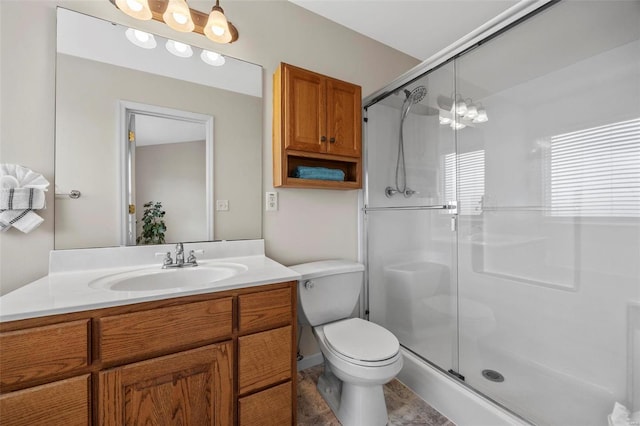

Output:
xmin=439 ymin=115 xmax=452 ymax=125
xmin=125 ymin=28 xmax=157 ymax=49
xmin=211 ymin=25 xmax=225 ymax=36
xmin=450 ymin=122 xmax=466 ymax=130
xmin=465 ymin=105 xmax=478 ymax=119
xmin=204 ymin=6 xmax=232 ymax=43
xmin=200 ymin=50 xmax=226 ymax=66
xmin=116 ymin=0 xmax=152 ymax=20
xmin=163 ymin=0 xmax=195 ymax=32
xmin=474 ymin=108 xmax=488 ymax=123
xmin=126 ymin=0 xmax=143 ymax=12
xmin=455 ymin=100 xmax=467 ymax=116
xmin=166 ymin=40 xmax=193 ymax=57
xmin=173 ymin=12 xmax=188 ymax=25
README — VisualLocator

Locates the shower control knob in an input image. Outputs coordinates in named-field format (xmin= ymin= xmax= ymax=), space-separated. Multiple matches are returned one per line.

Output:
xmin=304 ymin=280 xmax=314 ymax=290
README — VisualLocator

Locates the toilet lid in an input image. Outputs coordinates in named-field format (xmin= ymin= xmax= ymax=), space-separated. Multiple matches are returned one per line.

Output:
xmin=323 ymin=318 xmax=399 ymax=362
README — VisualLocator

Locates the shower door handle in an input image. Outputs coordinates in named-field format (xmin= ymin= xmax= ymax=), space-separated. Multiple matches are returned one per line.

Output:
xmin=363 ymin=203 xmax=457 ymax=213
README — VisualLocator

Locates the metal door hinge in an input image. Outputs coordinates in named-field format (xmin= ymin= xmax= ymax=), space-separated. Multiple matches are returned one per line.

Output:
xmin=128 ymin=204 xmax=135 ymax=214
xmin=128 ymin=131 xmax=135 ymax=142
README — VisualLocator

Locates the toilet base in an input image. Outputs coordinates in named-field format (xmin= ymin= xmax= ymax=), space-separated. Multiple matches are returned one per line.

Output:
xmin=317 ymin=361 xmax=389 ymax=426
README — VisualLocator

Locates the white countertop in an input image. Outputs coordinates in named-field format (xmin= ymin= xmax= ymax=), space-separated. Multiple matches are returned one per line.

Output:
xmin=0 ymin=240 xmax=300 ymax=323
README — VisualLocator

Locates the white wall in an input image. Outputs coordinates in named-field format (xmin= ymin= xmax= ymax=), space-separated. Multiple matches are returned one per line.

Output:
xmin=0 ymin=1 xmax=418 ymax=294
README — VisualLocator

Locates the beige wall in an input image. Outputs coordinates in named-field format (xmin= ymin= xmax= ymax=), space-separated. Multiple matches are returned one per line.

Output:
xmin=136 ymin=141 xmax=206 ymax=244
xmin=0 ymin=0 xmax=419 ymax=294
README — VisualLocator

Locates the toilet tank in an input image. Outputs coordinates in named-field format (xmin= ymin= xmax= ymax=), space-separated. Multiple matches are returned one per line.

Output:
xmin=289 ymin=260 xmax=365 ymax=327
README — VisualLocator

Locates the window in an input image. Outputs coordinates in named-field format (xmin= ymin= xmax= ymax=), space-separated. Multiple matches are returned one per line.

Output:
xmin=444 ymin=150 xmax=485 ymax=215
xmin=547 ymin=118 xmax=640 ymax=217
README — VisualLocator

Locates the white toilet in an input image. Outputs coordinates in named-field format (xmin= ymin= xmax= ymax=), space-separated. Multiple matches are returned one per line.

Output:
xmin=290 ymin=260 xmax=403 ymax=426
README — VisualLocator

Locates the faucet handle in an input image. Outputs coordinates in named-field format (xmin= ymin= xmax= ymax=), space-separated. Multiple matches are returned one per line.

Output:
xmin=187 ymin=249 xmax=204 ymax=264
xmin=155 ymin=251 xmax=173 ymax=266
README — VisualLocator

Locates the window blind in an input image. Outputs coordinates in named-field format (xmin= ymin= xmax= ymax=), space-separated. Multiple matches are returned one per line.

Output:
xmin=445 ymin=150 xmax=485 ymax=215
xmin=548 ymin=118 xmax=640 ymax=217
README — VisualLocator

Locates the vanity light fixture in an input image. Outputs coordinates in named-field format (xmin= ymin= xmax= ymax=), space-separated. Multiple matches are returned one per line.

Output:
xmin=166 ymin=39 xmax=193 ymax=57
xmin=115 ymin=0 xmax=152 ymax=20
xmin=125 ymin=28 xmax=157 ymax=49
xmin=110 ymin=0 xmax=239 ymax=44
xmin=163 ymin=0 xmax=194 ymax=32
xmin=200 ymin=49 xmax=225 ymax=66
xmin=439 ymin=96 xmax=488 ymax=130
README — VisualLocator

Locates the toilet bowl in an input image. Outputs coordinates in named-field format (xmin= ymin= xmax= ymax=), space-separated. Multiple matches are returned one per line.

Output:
xmin=290 ymin=260 xmax=403 ymax=426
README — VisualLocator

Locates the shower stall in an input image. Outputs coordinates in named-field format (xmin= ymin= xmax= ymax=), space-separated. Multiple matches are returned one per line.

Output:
xmin=361 ymin=1 xmax=640 ymax=425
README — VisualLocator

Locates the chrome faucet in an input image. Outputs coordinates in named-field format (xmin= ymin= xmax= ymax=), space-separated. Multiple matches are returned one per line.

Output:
xmin=155 ymin=243 xmax=202 ymax=269
xmin=174 ymin=243 xmax=185 ymax=266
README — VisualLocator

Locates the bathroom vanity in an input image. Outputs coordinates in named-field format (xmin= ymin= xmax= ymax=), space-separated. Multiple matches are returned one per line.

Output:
xmin=0 ymin=240 xmax=299 ymax=426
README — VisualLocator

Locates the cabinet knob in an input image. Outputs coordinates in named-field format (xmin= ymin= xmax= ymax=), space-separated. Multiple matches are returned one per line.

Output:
xmin=329 ymin=137 xmax=336 ymax=143
xmin=321 ymin=136 xmax=327 ymax=142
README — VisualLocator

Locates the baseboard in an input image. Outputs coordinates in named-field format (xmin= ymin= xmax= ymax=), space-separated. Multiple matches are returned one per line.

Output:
xmin=297 ymin=351 xmax=324 ymax=371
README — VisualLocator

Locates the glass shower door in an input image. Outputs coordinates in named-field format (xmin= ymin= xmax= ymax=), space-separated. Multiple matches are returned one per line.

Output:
xmin=454 ymin=2 xmax=640 ymax=425
xmin=364 ymin=62 xmax=461 ymax=374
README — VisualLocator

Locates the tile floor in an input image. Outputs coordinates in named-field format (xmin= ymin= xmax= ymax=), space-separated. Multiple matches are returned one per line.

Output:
xmin=297 ymin=365 xmax=456 ymax=425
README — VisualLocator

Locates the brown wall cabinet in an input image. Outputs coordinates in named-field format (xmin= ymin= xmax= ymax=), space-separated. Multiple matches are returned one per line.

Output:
xmin=273 ymin=62 xmax=362 ymax=189
xmin=0 ymin=282 xmax=297 ymax=425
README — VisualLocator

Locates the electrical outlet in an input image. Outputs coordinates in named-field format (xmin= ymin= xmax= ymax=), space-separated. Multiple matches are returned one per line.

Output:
xmin=266 ymin=192 xmax=278 ymax=211
xmin=216 ymin=200 xmax=229 ymax=211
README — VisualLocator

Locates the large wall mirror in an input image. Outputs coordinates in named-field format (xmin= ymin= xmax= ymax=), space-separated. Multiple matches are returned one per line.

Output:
xmin=55 ymin=8 xmax=263 ymax=249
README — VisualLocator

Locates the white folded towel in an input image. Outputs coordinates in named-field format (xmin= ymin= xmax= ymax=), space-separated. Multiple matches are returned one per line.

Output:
xmin=0 ymin=188 xmax=46 ymax=210
xmin=0 ymin=164 xmax=49 ymax=233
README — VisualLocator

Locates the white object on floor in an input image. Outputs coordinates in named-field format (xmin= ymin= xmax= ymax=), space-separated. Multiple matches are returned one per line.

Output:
xmin=609 ymin=402 xmax=640 ymax=426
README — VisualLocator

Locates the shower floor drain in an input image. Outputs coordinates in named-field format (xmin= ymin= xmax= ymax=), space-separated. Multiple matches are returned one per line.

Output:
xmin=482 ymin=369 xmax=505 ymax=382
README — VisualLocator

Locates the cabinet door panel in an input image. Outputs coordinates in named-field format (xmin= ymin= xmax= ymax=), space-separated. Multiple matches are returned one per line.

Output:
xmin=238 ymin=326 xmax=292 ymax=395
xmin=238 ymin=381 xmax=292 ymax=426
xmin=284 ymin=65 xmax=326 ymax=153
xmin=98 ymin=342 xmax=233 ymax=426
xmin=0 ymin=319 xmax=89 ymax=390
xmin=326 ymin=78 xmax=362 ymax=158
xmin=0 ymin=375 xmax=90 ymax=426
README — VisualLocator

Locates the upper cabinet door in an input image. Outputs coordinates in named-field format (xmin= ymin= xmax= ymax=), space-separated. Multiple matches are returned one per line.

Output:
xmin=283 ymin=65 xmax=326 ymax=154
xmin=326 ymin=78 xmax=362 ymax=158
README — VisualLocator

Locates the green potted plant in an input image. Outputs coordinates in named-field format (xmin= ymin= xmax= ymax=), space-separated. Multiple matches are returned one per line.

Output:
xmin=137 ymin=201 xmax=167 ymax=245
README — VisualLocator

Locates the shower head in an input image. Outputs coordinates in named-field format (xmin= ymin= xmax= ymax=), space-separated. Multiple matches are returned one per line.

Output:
xmin=404 ymin=86 xmax=427 ymax=105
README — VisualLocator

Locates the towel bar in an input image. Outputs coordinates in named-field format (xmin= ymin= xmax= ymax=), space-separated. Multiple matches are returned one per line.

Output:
xmin=55 ymin=190 xmax=81 ymax=199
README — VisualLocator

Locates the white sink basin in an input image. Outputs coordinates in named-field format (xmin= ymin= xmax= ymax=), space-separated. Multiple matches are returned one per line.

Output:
xmin=88 ymin=262 xmax=248 ymax=292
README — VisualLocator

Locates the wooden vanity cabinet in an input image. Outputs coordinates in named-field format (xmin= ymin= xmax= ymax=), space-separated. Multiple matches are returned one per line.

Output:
xmin=273 ymin=62 xmax=362 ymax=189
xmin=0 ymin=281 xmax=297 ymax=426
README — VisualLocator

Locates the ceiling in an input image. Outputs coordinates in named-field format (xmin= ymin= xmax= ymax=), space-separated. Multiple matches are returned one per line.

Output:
xmin=289 ymin=0 xmax=519 ymax=61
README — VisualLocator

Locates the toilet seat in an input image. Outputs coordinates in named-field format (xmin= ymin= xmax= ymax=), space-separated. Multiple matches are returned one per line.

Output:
xmin=323 ymin=318 xmax=400 ymax=366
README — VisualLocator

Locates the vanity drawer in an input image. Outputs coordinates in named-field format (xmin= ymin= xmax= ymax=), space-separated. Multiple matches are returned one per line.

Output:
xmin=0 ymin=374 xmax=90 ymax=426
xmin=238 ymin=286 xmax=293 ymax=334
xmin=238 ymin=325 xmax=292 ymax=395
xmin=98 ymin=297 xmax=232 ymax=364
xmin=238 ymin=381 xmax=293 ymax=426
xmin=0 ymin=319 xmax=90 ymax=390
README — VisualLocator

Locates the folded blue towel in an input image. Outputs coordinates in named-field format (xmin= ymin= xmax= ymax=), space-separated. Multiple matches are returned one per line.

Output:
xmin=293 ymin=166 xmax=345 ymax=181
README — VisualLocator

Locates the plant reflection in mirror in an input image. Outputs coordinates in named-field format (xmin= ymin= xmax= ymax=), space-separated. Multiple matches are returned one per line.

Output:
xmin=137 ymin=201 xmax=166 ymax=245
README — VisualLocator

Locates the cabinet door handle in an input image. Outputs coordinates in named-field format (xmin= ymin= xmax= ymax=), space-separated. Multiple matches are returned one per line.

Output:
xmin=321 ymin=136 xmax=327 ymax=142
xmin=329 ymin=137 xmax=336 ymax=143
